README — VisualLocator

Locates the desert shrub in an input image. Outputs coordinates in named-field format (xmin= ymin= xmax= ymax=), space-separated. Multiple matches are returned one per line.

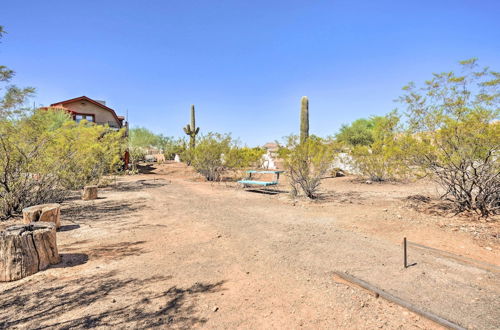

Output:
xmin=128 ymin=127 xmax=160 ymax=167
xmin=189 ymin=133 xmax=234 ymax=181
xmin=189 ymin=133 xmax=262 ymax=181
xmin=129 ymin=128 xmax=186 ymax=163
xmin=282 ymin=135 xmax=336 ymax=199
xmin=348 ymin=112 xmax=409 ymax=181
xmin=400 ymin=59 xmax=500 ymax=217
xmin=163 ymin=137 xmax=188 ymax=160
xmin=225 ymin=146 xmax=265 ymax=169
xmin=0 ymin=109 xmax=126 ymax=218
xmin=52 ymin=114 xmax=126 ymax=188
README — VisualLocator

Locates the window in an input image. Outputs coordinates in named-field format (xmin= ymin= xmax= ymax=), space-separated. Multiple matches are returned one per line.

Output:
xmin=74 ymin=114 xmax=94 ymax=123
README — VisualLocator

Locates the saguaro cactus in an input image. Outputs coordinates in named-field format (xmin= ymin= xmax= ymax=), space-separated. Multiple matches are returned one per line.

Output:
xmin=300 ymin=96 xmax=309 ymax=143
xmin=183 ymin=104 xmax=200 ymax=149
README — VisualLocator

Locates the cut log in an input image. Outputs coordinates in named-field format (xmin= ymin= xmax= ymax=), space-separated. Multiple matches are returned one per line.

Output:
xmin=22 ymin=203 xmax=61 ymax=229
xmin=0 ymin=222 xmax=61 ymax=282
xmin=82 ymin=185 xmax=98 ymax=200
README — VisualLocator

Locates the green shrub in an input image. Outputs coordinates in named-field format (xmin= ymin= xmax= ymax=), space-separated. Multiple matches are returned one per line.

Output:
xmin=0 ymin=109 xmax=126 ymax=219
xmin=188 ymin=133 xmax=264 ymax=181
xmin=347 ymin=112 xmax=409 ymax=181
xmin=189 ymin=133 xmax=233 ymax=181
xmin=225 ymin=146 xmax=265 ymax=169
xmin=282 ymin=135 xmax=336 ymax=199
xmin=336 ymin=118 xmax=376 ymax=147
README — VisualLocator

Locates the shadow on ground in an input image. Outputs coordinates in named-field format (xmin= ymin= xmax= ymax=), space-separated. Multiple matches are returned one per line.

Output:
xmin=58 ymin=224 xmax=80 ymax=232
xmin=0 ymin=271 xmax=226 ymax=329
xmin=50 ymin=253 xmax=89 ymax=268
xmin=136 ymin=163 xmax=156 ymax=174
xmin=110 ymin=179 xmax=168 ymax=193
xmin=243 ymin=188 xmax=288 ymax=195
xmin=61 ymin=199 xmax=147 ymax=224
xmin=59 ymin=241 xmax=147 ymax=262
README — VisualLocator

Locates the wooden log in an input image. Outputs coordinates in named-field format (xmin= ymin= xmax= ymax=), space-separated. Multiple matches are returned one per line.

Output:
xmin=0 ymin=222 xmax=60 ymax=282
xmin=82 ymin=185 xmax=98 ymax=200
xmin=22 ymin=203 xmax=61 ymax=229
xmin=332 ymin=272 xmax=466 ymax=330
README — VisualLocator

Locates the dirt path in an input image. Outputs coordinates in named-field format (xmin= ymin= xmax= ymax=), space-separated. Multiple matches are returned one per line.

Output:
xmin=1 ymin=166 xmax=499 ymax=329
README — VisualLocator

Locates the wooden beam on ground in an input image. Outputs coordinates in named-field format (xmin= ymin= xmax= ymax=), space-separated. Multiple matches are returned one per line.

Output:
xmin=332 ymin=271 xmax=466 ymax=330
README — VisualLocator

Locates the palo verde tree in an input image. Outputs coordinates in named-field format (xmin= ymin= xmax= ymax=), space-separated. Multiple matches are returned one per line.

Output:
xmin=345 ymin=112 xmax=409 ymax=181
xmin=400 ymin=59 xmax=500 ymax=217
xmin=0 ymin=109 xmax=126 ymax=218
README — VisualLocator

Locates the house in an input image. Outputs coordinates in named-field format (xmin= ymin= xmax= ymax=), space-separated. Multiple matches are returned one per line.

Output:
xmin=49 ymin=96 xmax=126 ymax=129
xmin=47 ymin=96 xmax=129 ymax=167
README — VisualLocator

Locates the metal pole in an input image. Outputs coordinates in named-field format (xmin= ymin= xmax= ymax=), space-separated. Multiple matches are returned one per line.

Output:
xmin=404 ymin=237 xmax=407 ymax=268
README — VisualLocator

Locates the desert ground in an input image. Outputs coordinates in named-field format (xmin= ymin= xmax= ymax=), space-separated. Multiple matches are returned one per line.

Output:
xmin=1 ymin=162 xmax=499 ymax=329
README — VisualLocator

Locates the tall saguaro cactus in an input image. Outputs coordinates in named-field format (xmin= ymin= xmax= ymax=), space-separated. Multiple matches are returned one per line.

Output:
xmin=183 ymin=104 xmax=200 ymax=149
xmin=300 ymin=96 xmax=309 ymax=143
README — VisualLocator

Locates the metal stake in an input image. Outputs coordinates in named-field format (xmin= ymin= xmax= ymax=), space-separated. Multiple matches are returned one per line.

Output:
xmin=404 ymin=237 xmax=408 ymax=268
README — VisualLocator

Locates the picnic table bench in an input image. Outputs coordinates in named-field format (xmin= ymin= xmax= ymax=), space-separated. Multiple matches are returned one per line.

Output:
xmin=238 ymin=170 xmax=284 ymax=187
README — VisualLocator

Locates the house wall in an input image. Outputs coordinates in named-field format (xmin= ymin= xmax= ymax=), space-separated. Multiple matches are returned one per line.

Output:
xmin=57 ymin=100 xmax=120 ymax=127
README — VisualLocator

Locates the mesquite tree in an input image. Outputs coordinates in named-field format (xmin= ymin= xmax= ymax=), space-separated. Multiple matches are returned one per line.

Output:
xmin=401 ymin=59 xmax=500 ymax=217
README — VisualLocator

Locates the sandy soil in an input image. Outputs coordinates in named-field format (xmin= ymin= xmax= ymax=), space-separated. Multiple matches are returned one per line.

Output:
xmin=1 ymin=162 xmax=498 ymax=329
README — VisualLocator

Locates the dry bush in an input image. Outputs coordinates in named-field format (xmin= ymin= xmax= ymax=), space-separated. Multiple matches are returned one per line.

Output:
xmin=282 ymin=136 xmax=336 ymax=199
xmin=401 ymin=59 xmax=500 ymax=217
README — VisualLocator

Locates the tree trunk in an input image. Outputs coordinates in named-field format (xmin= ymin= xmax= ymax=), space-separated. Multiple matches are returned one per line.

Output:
xmin=82 ymin=185 xmax=98 ymax=200
xmin=22 ymin=203 xmax=61 ymax=229
xmin=0 ymin=222 xmax=61 ymax=282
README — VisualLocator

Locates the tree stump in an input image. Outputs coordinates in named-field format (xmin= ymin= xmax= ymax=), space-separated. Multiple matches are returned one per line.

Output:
xmin=82 ymin=185 xmax=98 ymax=200
xmin=22 ymin=203 xmax=61 ymax=229
xmin=0 ymin=222 xmax=61 ymax=282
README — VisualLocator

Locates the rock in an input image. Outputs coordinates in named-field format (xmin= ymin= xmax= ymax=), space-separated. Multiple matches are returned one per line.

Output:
xmin=213 ymin=306 xmax=219 ymax=312
xmin=82 ymin=185 xmax=98 ymax=200
xmin=0 ymin=222 xmax=60 ymax=282
xmin=485 ymin=247 xmax=492 ymax=251
xmin=22 ymin=203 xmax=61 ymax=229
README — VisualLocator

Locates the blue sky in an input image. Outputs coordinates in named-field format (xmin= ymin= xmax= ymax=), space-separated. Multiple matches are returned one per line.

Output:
xmin=2 ymin=1 xmax=499 ymax=145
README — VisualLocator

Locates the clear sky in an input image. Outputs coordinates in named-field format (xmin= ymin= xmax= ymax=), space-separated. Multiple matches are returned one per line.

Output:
xmin=2 ymin=1 xmax=499 ymax=145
